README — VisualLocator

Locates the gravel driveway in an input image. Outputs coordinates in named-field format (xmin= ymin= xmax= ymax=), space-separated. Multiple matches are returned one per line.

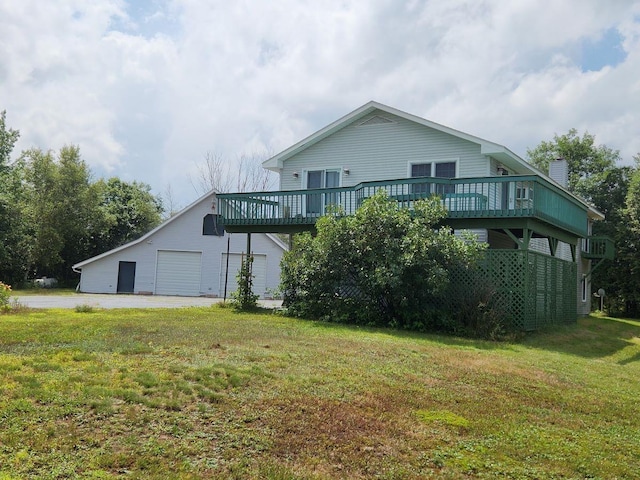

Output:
xmin=16 ymin=293 xmax=282 ymax=310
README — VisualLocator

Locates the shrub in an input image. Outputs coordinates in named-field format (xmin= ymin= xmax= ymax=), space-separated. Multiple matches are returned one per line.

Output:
xmin=230 ymin=254 xmax=259 ymax=310
xmin=75 ymin=304 xmax=96 ymax=313
xmin=281 ymin=190 xmax=496 ymax=335
xmin=0 ymin=281 xmax=12 ymax=311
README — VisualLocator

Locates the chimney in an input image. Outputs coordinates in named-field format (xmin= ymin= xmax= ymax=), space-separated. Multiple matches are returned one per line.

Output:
xmin=549 ymin=158 xmax=568 ymax=187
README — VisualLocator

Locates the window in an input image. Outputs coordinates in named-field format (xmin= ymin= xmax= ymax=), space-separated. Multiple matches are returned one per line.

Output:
xmin=434 ymin=162 xmax=456 ymax=194
xmin=305 ymin=169 xmax=341 ymax=215
xmin=581 ymin=278 xmax=587 ymax=303
xmin=203 ymin=214 xmax=225 ymax=236
xmin=411 ymin=163 xmax=432 ymax=195
xmin=410 ymin=161 xmax=456 ymax=195
xmin=435 ymin=162 xmax=455 ymax=178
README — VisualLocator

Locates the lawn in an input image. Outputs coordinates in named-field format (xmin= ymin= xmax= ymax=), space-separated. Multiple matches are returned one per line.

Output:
xmin=0 ymin=306 xmax=638 ymax=479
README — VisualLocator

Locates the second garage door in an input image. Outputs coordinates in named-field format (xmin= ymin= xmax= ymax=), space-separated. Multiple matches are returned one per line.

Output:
xmin=220 ymin=253 xmax=267 ymax=298
xmin=156 ymin=250 xmax=202 ymax=296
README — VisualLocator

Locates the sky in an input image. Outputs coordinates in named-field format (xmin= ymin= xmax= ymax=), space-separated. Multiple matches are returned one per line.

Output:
xmin=1 ymin=0 xmax=640 ymax=210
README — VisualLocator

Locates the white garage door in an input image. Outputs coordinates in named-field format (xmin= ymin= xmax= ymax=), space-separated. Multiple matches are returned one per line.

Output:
xmin=220 ymin=253 xmax=267 ymax=298
xmin=156 ymin=250 xmax=202 ymax=296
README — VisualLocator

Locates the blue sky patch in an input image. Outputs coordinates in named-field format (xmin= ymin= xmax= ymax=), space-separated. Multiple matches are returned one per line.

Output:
xmin=111 ymin=0 xmax=181 ymax=38
xmin=579 ymin=27 xmax=627 ymax=72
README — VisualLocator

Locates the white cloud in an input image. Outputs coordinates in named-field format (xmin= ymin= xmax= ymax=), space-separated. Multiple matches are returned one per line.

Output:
xmin=1 ymin=0 xmax=639 ymax=208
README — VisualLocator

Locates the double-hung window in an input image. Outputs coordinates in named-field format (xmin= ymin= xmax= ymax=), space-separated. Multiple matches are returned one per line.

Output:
xmin=410 ymin=161 xmax=456 ymax=196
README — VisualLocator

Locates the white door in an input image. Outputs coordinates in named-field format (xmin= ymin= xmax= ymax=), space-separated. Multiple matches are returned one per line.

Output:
xmin=155 ymin=250 xmax=202 ymax=296
xmin=220 ymin=253 xmax=267 ymax=298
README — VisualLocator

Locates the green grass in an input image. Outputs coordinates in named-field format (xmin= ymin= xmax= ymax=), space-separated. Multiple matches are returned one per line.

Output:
xmin=0 ymin=307 xmax=639 ymax=479
xmin=10 ymin=288 xmax=78 ymax=296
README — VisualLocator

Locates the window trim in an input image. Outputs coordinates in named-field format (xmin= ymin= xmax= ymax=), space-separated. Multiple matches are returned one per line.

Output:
xmin=407 ymin=158 xmax=459 ymax=178
xmin=302 ymin=168 xmax=343 ymax=189
xmin=408 ymin=159 xmax=459 ymax=196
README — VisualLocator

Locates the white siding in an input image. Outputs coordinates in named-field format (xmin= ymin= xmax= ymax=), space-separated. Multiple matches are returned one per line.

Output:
xmin=529 ymin=239 xmax=573 ymax=262
xmin=454 ymin=228 xmax=487 ymax=243
xmin=280 ymin=110 xmax=489 ymax=191
xmin=76 ymin=195 xmax=286 ymax=298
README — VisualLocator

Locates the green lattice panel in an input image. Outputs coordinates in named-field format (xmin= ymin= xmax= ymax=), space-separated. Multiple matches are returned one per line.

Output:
xmin=450 ymin=250 xmax=579 ymax=331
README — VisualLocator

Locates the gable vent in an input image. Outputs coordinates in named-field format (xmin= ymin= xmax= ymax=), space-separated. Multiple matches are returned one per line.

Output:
xmin=358 ymin=115 xmax=394 ymax=126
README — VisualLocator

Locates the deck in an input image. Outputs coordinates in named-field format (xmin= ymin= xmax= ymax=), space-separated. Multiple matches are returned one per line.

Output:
xmin=217 ymin=175 xmax=589 ymax=237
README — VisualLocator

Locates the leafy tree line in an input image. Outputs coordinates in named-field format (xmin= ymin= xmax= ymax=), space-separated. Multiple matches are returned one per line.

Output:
xmin=527 ymin=129 xmax=640 ymax=317
xmin=0 ymin=111 xmax=163 ymax=286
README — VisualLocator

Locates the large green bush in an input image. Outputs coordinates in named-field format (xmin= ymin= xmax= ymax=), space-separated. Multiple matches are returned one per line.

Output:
xmin=281 ymin=190 xmax=490 ymax=333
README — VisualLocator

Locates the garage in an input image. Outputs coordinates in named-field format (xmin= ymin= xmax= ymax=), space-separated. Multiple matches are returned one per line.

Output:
xmin=156 ymin=250 xmax=202 ymax=296
xmin=220 ymin=253 xmax=267 ymax=297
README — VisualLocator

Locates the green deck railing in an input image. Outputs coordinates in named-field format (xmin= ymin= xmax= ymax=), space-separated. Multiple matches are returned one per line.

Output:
xmin=217 ymin=175 xmax=589 ymax=236
xmin=582 ymin=236 xmax=615 ymax=260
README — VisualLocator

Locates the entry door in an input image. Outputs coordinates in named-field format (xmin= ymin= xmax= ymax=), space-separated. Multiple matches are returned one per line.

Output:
xmin=305 ymin=170 xmax=340 ymax=216
xmin=117 ymin=261 xmax=136 ymax=293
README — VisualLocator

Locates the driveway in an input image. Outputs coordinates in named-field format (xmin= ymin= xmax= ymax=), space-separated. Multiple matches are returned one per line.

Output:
xmin=16 ymin=293 xmax=282 ymax=310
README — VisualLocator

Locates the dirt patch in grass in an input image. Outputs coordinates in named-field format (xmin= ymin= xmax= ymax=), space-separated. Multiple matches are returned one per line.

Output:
xmin=255 ymin=389 xmax=459 ymax=478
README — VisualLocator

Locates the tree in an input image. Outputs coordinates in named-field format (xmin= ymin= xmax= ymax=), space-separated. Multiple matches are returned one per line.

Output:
xmin=93 ymin=178 xmax=163 ymax=253
xmin=20 ymin=146 xmax=105 ymax=283
xmin=527 ymin=131 xmax=640 ymax=317
xmin=0 ymin=110 xmax=19 ymax=169
xmin=616 ymin=156 xmax=640 ymax=316
xmin=527 ymin=129 xmax=620 ymax=192
xmin=281 ymin=191 xmax=486 ymax=332
xmin=627 ymin=155 xmax=640 ymax=236
xmin=0 ymin=111 xmax=30 ymax=285
xmin=190 ymin=150 xmax=276 ymax=195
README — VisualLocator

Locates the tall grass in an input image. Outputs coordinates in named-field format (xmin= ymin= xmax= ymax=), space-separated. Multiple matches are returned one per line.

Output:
xmin=0 ymin=307 xmax=638 ymax=479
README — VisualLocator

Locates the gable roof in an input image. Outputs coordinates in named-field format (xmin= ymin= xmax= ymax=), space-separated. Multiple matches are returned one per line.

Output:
xmin=263 ymin=101 xmax=528 ymax=171
xmin=72 ymin=190 xmax=287 ymax=271
xmin=263 ymin=100 xmax=604 ymax=221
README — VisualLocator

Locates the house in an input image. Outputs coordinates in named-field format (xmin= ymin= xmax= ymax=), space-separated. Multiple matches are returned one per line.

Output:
xmin=72 ymin=191 xmax=287 ymax=298
xmin=217 ymin=101 xmax=614 ymax=330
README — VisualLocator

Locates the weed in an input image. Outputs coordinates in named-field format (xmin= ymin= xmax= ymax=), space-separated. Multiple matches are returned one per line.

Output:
xmin=415 ymin=409 xmax=471 ymax=429
xmin=74 ymin=304 xmax=96 ymax=313
xmin=0 ymin=281 xmax=12 ymax=311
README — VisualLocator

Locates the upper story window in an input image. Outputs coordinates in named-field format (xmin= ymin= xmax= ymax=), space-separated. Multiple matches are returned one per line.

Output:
xmin=203 ymin=214 xmax=225 ymax=236
xmin=410 ymin=161 xmax=456 ymax=195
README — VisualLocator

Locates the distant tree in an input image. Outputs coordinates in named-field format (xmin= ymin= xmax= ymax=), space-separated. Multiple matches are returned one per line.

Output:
xmin=20 ymin=146 xmax=104 ymax=283
xmin=0 ymin=111 xmax=31 ymax=285
xmin=617 ymin=156 xmax=640 ymax=316
xmin=527 ymin=131 xmax=639 ymax=317
xmin=20 ymin=148 xmax=62 ymax=276
xmin=234 ymin=153 xmax=276 ymax=193
xmin=627 ymin=155 xmax=640 ymax=236
xmin=93 ymin=177 xmax=163 ymax=253
xmin=0 ymin=110 xmax=19 ymax=169
xmin=161 ymin=183 xmax=181 ymax=219
xmin=190 ymin=150 xmax=276 ymax=195
xmin=527 ymin=129 xmax=621 ymax=193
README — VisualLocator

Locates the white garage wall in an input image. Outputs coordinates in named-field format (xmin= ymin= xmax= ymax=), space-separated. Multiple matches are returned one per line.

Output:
xmin=75 ymin=193 xmax=286 ymax=298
